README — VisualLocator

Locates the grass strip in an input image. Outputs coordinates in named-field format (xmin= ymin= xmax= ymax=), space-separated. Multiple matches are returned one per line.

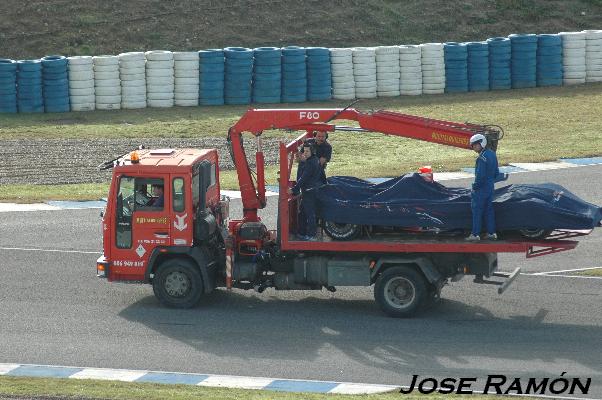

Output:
xmin=575 ymin=268 xmax=602 ymax=277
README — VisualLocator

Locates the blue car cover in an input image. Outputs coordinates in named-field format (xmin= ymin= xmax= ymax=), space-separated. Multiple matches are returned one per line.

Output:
xmin=317 ymin=174 xmax=602 ymax=231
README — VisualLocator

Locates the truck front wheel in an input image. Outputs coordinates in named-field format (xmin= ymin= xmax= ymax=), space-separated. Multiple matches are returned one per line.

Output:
xmin=152 ymin=258 xmax=204 ymax=308
xmin=374 ymin=266 xmax=427 ymax=318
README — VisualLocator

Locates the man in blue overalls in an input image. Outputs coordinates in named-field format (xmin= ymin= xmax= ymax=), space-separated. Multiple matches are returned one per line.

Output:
xmin=466 ymin=133 xmax=501 ymax=241
xmin=288 ymin=140 xmax=323 ymax=241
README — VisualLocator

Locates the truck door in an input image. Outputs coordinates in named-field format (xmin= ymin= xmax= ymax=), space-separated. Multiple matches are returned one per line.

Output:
xmin=111 ymin=175 xmax=170 ymax=280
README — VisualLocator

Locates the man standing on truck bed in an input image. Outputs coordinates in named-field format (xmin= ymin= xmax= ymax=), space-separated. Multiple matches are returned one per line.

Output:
xmin=314 ymin=130 xmax=332 ymax=183
xmin=466 ymin=133 xmax=499 ymax=241
xmin=288 ymin=140 xmax=322 ymax=241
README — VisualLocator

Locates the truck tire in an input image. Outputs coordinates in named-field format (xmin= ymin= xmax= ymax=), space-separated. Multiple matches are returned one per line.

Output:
xmin=519 ymin=228 xmax=552 ymax=239
xmin=374 ymin=266 xmax=427 ymax=318
xmin=323 ymin=221 xmax=362 ymax=240
xmin=152 ymin=258 xmax=204 ymax=308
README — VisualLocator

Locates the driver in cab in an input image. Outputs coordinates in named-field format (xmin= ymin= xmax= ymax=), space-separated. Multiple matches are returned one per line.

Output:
xmin=147 ymin=184 xmax=164 ymax=208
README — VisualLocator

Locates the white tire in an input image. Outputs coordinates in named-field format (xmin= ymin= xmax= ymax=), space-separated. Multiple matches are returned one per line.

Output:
xmin=95 ymin=86 xmax=121 ymax=96
xmin=175 ymin=84 xmax=199 ymax=93
xmin=586 ymin=45 xmax=602 ymax=52
xmin=330 ymin=48 xmax=352 ymax=57
xmin=147 ymin=99 xmax=174 ymax=107
xmin=377 ymin=79 xmax=400 ymax=87
xmin=96 ymin=94 xmax=121 ymax=103
xmin=147 ymin=76 xmax=175 ymax=86
xmin=376 ymin=60 xmax=400 ymax=68
xmin=422 ymin=88 xmax=444 ymax=94
xmin=421 ymin=58 xmax=444 ymax=67
xmin=119 ymin=52 xmax=145 ymax=62
xmin=69 ymin=80 xmax=94 ymax=89
xmin=122 ymin=86 xmax=146 ymax=96
xmin=145 ymin=50 xmax=174 ymax=61
xmin=71 ymin=103 xmax=95 ymax=112
xmin=353 ymin=69 xmax=376 ymax=77
xmin=94 ymin=64 xmax=119 ymax=72
xmin=422 ymin=69 xmax=445 ymax=77
xmin=69 ymin=87 xmax=95 ymax=96
xmin=95 ymin=71 xmax=120 ymax=80
xmin=173 ymin=51 xmax=199 ymax=61
xmin=563 ymin=72 xmax=586 ymax=79
xmin=147 ymin=91 xmax=174 ymax=100
xmin=122 ymin=101 xmax=148 ymax=109
xmin=120 ymin=66 xmax=146 ymax=75
xmin=122 ymin=94 xmax=147 ymax=103
xmin=376 ymin=56 xmax=400 ymax=65
xmin=332 ymin=84 xmax=355 ymax=91
xmin=93 ymin=55 xmax=119 ymax=66
xmin=330 ymin=56 xmax=353 ymax=64
xmin=121 ymin=79 xmax=146 ymax=88
xmin=95 ymin=78 xmax=121 ymax=87
xmin=377 ymin=72 xmax=400 ymax=80
xmin=399 ymin=54 xmax=421 ymax=61
xmin=400 ymin=89 xmax=422 ymax=95
xmin=331 ymin=75 xmax=354 ymax=84
xmin=147 ymin=86 xmax=175 ymax=95
xmin=96 ymin=102 xmax=121 ymax=110
xmin=331 ymin=65 xmax=353 ymax=74
xmin=355 ymin=80 xmax=377 ymax=88
xmin=69 ymin=70 xmax=94 ymax=81
xmin=377 ymin=66 xmax=400 ymax=74
xmin=583 ymin=30 xmax=602 ymax=40
xmin=586 ymin=76 xmax=602 ymax=82
xmin=333 ymin=93 xmax=355 ymax=100
xmin=121 ymin=72 xmax=146 ymax=81
xmin=333 ymin=87 xmax=355 ymax=96
xmin=399 ymin=45 xmax=421 ymax=54
xmin=70 ymin=94 xmax=96 ymax=104
xmin=401 ymin=72 xmax=423 ymax=80
xmin=375 ymin=46 xmax=399 ymax=55
xmin=68 ymin=64 xmax=94 ymax=73
xmin=174 ymin=60 xmax=199 ymax=70
xmin=563 ymin=64 xmax=586 ymax=71
xmin=175 ymin=92 xmax=199 ymax=101
xmin=354 ymin=74 xmax=376 ymax=82
xmin=146 ymin=68 xmax=174 ymax=77
xmin=399 ymin=58 xmax=421 ymax=66
xmin=377 ymin=90 xmax=401 ymax=97
xmin=355 ymin=90 xmax=377 ymax=99
xmin=175 ymin=99 xmax=198 ymax=107
xmin=563 ymin=78 xmax=586 ymax=85
xmin=68 ymin=56 xmax=93 ymax=65
xmin=559 ymin=32 xmax=587 ymax=41
xmin=147 ymin=60 xmax=175 ymax=69
xmin=423 ymin=77 xmax=445 ymax=85
xmin=400 ymin=84 xmax=422 ymax=91
xmin=175 ymin=77 xmax=200 ymax=85
xmin=563 ymin=41 xmax=586 ymax=49
xmin=119 ymin=60 xmax=146 ymax=70
xmin=352 ymin=47 xmax=375 ymax=56
xmin=423 ymin=82 xmax=445 ymax=89
xmin=175 ymin=69 xmax=199 ymax=78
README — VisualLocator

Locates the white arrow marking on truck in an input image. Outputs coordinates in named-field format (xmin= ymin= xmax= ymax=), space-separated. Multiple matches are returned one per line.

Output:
xmin=174 ymin=213 xmax=188 ymax=231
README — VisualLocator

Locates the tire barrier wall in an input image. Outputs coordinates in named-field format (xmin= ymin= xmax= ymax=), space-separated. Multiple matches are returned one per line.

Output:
xmin=4 ymin=29 xmax=601 ymax=113
xmin=0 ymin=58 xmax=18 ymax=113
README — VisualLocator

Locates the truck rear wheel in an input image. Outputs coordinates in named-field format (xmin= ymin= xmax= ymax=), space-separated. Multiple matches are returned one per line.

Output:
xmin=152 ymin=258 xmax=204 ymax=308
xmin=374 ymin=266 xmax=427 ymax=318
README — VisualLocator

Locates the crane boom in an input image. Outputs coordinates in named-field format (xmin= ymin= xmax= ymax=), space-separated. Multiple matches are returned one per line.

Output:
xmin=227 ymin=108 xmax=503 ymax=222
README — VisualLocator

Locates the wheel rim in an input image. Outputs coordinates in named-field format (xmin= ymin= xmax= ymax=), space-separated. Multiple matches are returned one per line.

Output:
xmin=383 ymin=276 xmax=416 ymax=309
xmin=326 ymin=222 xmax=358 ymax=236
xmin=164 ymin=270 xmax=191 ymax=298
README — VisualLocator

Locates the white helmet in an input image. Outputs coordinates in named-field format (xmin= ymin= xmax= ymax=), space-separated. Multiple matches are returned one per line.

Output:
xmin=469 ymin=133 xmax=487 ymax=148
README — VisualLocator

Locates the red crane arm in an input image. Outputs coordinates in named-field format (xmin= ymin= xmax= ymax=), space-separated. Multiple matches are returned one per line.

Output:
xmin=227 ymin=108 xmax=502 ymax=222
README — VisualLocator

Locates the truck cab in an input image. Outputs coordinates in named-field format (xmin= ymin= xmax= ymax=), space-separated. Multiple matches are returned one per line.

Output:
xmin=97 ymin=148 xmax=228 ymax=304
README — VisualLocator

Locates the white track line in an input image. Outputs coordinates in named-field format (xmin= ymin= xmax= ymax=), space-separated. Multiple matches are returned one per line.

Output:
xmin=0 ymin=247 xmax=101 ymax=255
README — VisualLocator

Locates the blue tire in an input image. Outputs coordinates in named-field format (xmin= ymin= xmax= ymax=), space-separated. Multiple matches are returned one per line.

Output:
xmin=306 ymin=47 xmax=330 ymax=56
xmin=17 ymin=60 xmax=42 ymax=72
xmin=254 ymin=65 xmax=281 ymax=74
xmin=281 ymin=94 xmax=307 ymax=103
xmin=199 ymin=97 xmax=225 ymax=106
xmin=200 ymin=89 xmax=224 ymax=98
xmin=0 ymin=59 xmax=17 ymax=72
xmin=224 ymin=47 xmax=253 ymax=59
xmin=199 ymin=49 xmax=224 ymax=59
xmin=252 ymin=95 xmax=281 ymax=104
xmin=225 ymin=96 xmax=251 ymax=105
xmin=200 ymin=63 xmax=225 ymax=73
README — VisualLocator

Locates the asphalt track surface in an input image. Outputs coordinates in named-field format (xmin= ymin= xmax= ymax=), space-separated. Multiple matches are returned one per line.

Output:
xmin=0 ymin=165 xmax=600 ymax=398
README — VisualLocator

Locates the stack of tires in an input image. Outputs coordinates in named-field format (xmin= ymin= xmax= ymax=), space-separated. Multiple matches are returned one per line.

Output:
xmin=41 ymin=56 xmax=69 ymax=112
xmin=252 ymin=47 xmax=281 ymax=104
xmin=198 ymin=49 xmax=225 ymax=106
xmin=487 ymin=37 xmax=512 ymax=90
xmin=509 ymin=34 xmax=537 ymax=88
xmin=119 ymin=52 xmax=146 ymax=109
xmin=352 ymin=47 xmax=377 ymax=99
xmin=467 ymin=42 xmax=489 ymax=92
xmin=583 ymin=30 xmax=602 ymax=83
xmin=174 ymin=52 xmax=199 ymax=107
xmin=399 ymin=45 xmax=422 ymax=95
xmin=281 ymin=46 xmax=307 ymax=103
xmin=330 ymin=48 xmax=355 ymax=100
xmin=443 ymin=42 xmax=468 ymax=93
xmin=146 ymin=51 xmax=174 ymax=108
xmin=306 ymin=47 xmax=331 ymax=101
xmin=17 ymin=60 xmax=43 ymax=113
xmin=68 ymin=56 xmax=94 ymax=111
xmin=560 ymin=32 xmax=587 ymax=85
xmin=93 ymin=55 xmax=121 ymax=110
xmin=224 ymin=47 xmax=253 ymax=105
xmin=0 ymin=59 xmax=17 ymax=113
xmin=375 ymin=46 xmax=400 ymax=97
xmin=420 ymin=43 xmax=445 ymax=94
xmin=536 ymin=34 xmax=563 ymax=87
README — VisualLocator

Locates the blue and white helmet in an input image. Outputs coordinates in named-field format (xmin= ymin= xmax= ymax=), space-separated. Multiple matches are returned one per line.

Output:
xmin=469 ymin=133 xmax=487 ymax=148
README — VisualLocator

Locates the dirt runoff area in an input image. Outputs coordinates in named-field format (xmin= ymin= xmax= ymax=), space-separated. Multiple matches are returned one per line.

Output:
xmin=0 ymin=137 xmax=282 ymax=185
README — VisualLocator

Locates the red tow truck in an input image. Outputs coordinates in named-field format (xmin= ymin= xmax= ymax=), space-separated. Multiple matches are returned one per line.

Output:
xmin=97 ymin=108 xmax=587 ymax=317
